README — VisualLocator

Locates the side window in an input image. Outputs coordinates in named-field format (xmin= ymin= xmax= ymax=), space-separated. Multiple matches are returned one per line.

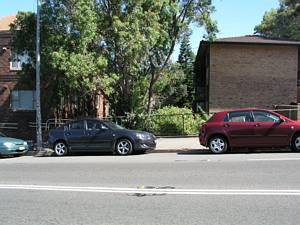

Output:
xmin=86 ymin=120 xmax=108 ymax=130
xmin=225 ymin=111 xmax=252 ymax=122
xmin=253 ymin=111 xmax=279 ymax=123
xmin=69 ymin=121 xmax=85 ymax=130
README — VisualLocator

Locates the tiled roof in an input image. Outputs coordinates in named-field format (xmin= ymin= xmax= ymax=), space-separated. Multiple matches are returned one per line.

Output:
xmin=214 ymin=35 xmax=300 ymax=46
xmin=0 ymin=15 xmax=16 ymax=31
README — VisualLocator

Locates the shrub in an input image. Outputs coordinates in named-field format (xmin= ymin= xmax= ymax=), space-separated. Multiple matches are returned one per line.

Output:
xmin=140 ymin=106 xmax=207 ymax=135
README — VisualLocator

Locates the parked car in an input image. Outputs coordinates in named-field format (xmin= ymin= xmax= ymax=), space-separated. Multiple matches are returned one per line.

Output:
xmin=48 ymin=119 xmax=157 ymax=156
xmin=199 ymin=108 xmax=300 ymax=154
xmin=0 ymin=132 xmax=29 ymax=157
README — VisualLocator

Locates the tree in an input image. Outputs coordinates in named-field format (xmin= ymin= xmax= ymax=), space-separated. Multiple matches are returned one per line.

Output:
xmin=96 ymin=0 xmax=218 ymax=115
xmin=12 ymin=0 xmax=218 ymax=119
xmin=255 ymin=0 xmax=300 ymax=40
xmin=11 ymin=0 xmax=110 ymax=119
xmin=177 ymin=32 xmax=195 ymax=108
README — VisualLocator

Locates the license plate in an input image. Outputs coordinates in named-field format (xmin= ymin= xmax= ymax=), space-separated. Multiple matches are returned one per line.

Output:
xmin=19 ymin=146 xmax=25 ymax=150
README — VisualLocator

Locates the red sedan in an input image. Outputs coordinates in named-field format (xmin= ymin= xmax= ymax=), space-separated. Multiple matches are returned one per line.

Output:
xmin=199 ymin=108 xmax=300 ymax=154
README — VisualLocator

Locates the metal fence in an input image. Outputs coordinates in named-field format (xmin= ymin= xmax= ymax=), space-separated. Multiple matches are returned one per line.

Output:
xmin=0 ymin=106 xmax=299 ymax=138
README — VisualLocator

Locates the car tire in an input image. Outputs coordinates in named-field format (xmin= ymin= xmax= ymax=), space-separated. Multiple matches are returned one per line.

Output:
xmin=291 ymin=134 xmax=300 ymax=152
xmin=208 ymin=136 xmax=228 ymax=154
xmin=54 ymin=141 xmax=69 ymax=156
xmin=115 ymin=139 xmax=133 ymax=156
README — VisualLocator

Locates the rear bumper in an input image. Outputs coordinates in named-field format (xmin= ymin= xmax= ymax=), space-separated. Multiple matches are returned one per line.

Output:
xmin=199 ymin=134 xmax=207 ymax=147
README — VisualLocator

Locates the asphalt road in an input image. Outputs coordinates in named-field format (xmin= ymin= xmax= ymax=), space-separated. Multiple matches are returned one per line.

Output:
xmin=1 ymin=151 xmax=300 ymax=225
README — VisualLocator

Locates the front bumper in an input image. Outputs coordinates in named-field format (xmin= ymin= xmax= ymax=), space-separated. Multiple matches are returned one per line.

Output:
xmin=0 ymin=145 xmax=29 ymax=155
xmin=135 ymin=139 xmax=157 ymax=151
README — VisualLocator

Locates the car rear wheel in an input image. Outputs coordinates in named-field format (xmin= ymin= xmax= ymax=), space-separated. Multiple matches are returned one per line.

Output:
xmin=209 ymin=136 xmax=228 ymax=154
xmin=115 ymin=139 xmax=133 ymax=155
xmin=54 ymin=141 xmax=68 ymax=156
xmin=292 ymin=135 xmax=300 ymax=152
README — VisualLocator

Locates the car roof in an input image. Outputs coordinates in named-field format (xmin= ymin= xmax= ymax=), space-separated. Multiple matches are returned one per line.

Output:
xmin=217 ymin=108 xmax=274 ymax=114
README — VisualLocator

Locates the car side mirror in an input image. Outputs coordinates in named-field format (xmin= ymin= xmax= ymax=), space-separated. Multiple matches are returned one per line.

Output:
xmin=278 ymin=118 xmax=285 ymax=123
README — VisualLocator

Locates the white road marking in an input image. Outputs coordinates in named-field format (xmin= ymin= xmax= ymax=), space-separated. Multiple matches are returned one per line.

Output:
xmin=1 ymin=184 xmax=300 ymax=196
xmin=248 ymin=158 xmax=300 ymax=161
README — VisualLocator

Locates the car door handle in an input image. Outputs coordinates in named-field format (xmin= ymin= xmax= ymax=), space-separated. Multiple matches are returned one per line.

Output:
xmin=223 ymin=124 xmax=230 ymax=128
xmin=66 ymin=132 xmax=71 ymax=136
xmin=254 ymin=124 xmax=261 ymax=127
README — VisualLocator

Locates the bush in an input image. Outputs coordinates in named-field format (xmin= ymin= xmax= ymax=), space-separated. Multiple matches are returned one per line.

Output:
xmin=139 ymin=106 xmax=207 ymax=136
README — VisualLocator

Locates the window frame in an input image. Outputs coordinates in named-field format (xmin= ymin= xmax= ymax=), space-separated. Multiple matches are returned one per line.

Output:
xmin=68 ymin=120 xmax=86 ymax=131
xmin=10 ymin=90 xmax=36 ymax=111
xmin=252 ymin=110 xmax=280 ymax=123
xmin=224 ymin=110 xmax=254 ymax=123
xmin=10 ymin=50 xmax=29 ymax=71
xmin=86 ymin=119 xmax=109 ymax=131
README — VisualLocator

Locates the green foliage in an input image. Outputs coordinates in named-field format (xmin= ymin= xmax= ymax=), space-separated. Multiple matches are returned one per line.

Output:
xmin=142 ymin=106 xmax=207 ymax=135
xmin=177 ymin=33 xmax=195 ymax=108
xmin=255 ymin=0 xmax=300 ymax=40
xmin=11 ymin=0 xmax=218 ymax=119
xmin=97 ymin=0 xmax=218 ymax=115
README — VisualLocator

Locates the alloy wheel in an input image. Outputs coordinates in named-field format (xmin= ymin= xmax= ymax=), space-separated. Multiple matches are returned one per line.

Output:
xmin=116 ymin=140 xmax=132 ymax=155
xmin=54 ymin=142 xmax=68 ymax=156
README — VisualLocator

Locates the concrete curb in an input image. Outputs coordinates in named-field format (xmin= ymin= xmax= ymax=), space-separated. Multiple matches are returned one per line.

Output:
xmin=25 ymin=148 xmax=207 ymax=156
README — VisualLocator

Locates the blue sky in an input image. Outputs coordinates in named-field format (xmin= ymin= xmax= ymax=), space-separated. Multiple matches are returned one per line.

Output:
xmin=0 ymin=0 xmax=280 ymax=58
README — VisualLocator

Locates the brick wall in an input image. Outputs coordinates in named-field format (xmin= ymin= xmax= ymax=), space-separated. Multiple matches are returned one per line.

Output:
xmin=209 ymin=44 xmax=298 ymax=112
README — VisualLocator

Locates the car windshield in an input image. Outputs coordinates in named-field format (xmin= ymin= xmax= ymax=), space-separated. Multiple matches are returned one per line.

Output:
xmin=0 ymin=132 xmax=6 ymax=137
xmin=104 ymin=121 xmax=125 ymax=130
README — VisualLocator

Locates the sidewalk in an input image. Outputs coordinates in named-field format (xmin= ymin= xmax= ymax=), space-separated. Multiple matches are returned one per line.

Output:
xmin=155 ymin=137 xmax=205 ymax=153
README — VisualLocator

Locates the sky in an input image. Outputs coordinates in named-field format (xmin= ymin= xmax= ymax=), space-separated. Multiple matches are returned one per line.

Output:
xmin=0 ymin=0 xmax=280 ymax=58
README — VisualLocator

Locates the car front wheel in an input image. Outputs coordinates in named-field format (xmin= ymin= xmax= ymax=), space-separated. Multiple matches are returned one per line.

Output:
xmin=54 ymin=141 xmax=68 ymax=156
xmin=209 ymin=136 xmax=228 ymax=154
xmin=115 ymin=139 xmax=133 ymax=155
xmin=292 ymin=135 xmax=300 ymax=152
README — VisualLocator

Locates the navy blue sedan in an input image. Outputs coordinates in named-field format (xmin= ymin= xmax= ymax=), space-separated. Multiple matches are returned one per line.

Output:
xmin=48 ymin=119 xmax=156 ymax=156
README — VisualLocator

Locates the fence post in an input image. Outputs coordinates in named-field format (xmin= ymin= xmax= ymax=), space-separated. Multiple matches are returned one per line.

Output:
xmin=182 ymin=114 xmax=185 ymax=135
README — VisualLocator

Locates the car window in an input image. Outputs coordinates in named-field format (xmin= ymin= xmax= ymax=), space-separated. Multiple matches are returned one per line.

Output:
xmin=225 ymin=111 xmax=252 ymax=122
xmin=69 ymin=121 xmax=85 ymax=130
xmin=86 ymin=120 xmax=108 ymax=130
xmin=253 ymin=111 xmax=279 ymax=123
xmin=0 ymin=132 xmax=6 ymax=137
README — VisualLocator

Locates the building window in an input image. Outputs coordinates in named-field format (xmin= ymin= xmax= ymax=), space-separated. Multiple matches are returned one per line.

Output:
xmin=10 ymin=90 xmax=36 ymax=111
xmin=10 ymin=51 xmax=29 ymax=71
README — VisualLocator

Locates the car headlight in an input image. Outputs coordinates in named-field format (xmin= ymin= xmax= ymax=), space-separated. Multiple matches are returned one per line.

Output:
xmin=136 ymin=133 xmax=150 ymax=140
xmin=3 ymin=142 xmax=14 ymax=148
xmin=23 ymin=141 xmax=28 ymax=146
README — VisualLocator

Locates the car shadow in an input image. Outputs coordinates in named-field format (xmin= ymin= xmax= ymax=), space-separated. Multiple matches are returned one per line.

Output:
xmin=177 ymin=148 xmax=294 ymax=155
xmin=33 ymin=149 xmax=149 ymax=157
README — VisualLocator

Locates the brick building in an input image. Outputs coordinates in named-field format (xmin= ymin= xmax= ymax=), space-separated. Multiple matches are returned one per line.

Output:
xmin=0 ymin=15 xmax=35 ymax=140
xmin=0 ymin=15 xmax=109 ymax=140
xmin=194 ymin=35 xmax=300 ymax=113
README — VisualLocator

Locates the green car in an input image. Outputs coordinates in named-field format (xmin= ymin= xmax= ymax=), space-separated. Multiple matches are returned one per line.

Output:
xmin=0 ymin=132 xmax=29 ymax=157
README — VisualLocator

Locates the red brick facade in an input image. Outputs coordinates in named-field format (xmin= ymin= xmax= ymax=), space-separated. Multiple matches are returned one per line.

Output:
xmin=195 ymin=36 xmax=300 ymax=113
